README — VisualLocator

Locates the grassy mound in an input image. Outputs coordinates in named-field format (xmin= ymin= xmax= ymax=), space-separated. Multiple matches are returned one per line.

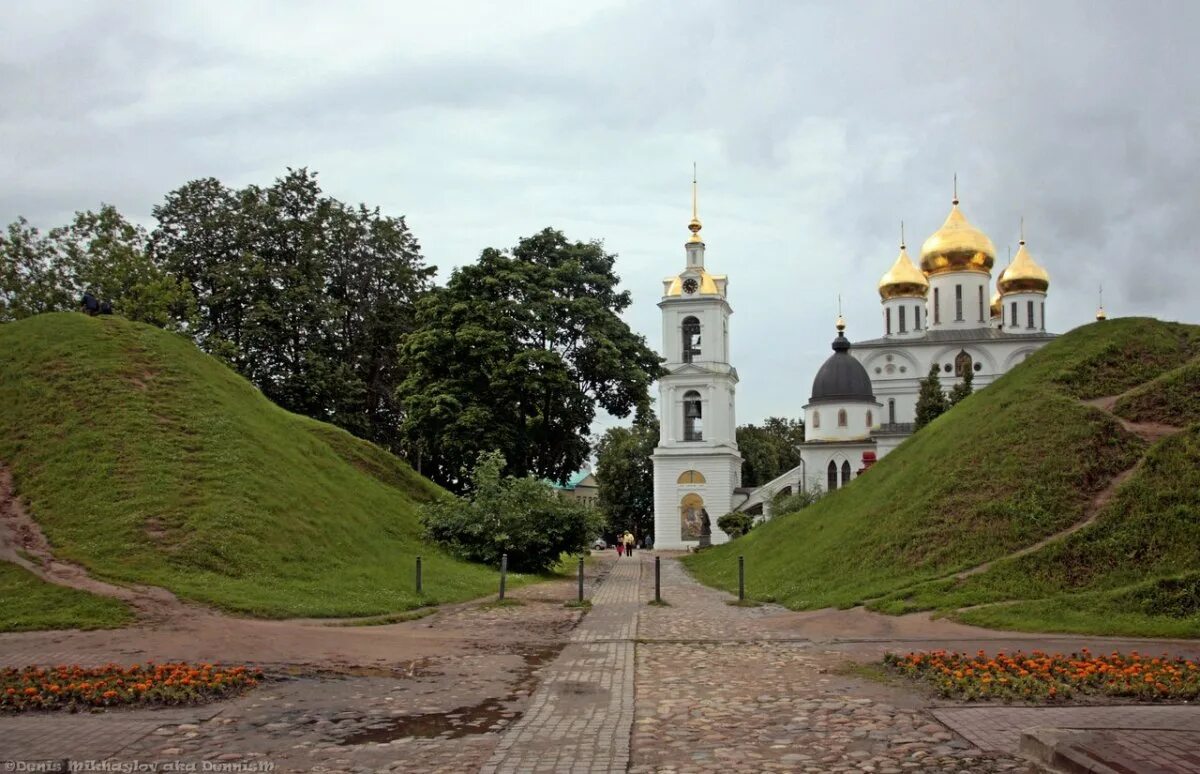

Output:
xmin=686 ymin=318 xmax=1200 ymax=636
xmin=0 ymin=313 xmax=518 ymax=620
xmin=1114 ymin=357 xmax=1200 ymax=427
xmin=0 ymin=563 xmax=132 ymax=631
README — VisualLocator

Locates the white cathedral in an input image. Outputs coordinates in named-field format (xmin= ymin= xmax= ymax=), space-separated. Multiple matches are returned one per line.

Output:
xmin=652 ymin=189 xmax=1060 ymax=550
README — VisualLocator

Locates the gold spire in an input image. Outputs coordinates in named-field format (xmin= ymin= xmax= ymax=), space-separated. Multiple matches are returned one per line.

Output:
xmin=920 ymin=189 xmax=996 ymax=276
xmin=687 ymin=162 xmax=703 ymax=243
xmin=878 ymin=221 xmax=929 ymax=300
xmin=997 ymin=226 xmax=1050 ymax=294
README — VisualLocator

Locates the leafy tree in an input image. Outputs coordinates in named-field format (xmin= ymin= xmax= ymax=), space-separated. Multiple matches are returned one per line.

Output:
xmin=947 ymin=366 xmax=975 ymax=407
xmin=420 ymin=451 xmax=604 ymax=573
xmin=397 ymin=228 xmax=663 ymax=491
xmin=151 ymin=168 xmax=433 ymax=450
xmin=0 ymin=218 xmax=73 ymax=321
xmin=915 ymin=362 xmax=949 ymax=429
xmin=594 ymin=410 xmax=658 ymax=538
xmin=736 ymin=416 xmax=805 ymax=487
xmin=54 ymin=206 xmax=195 ymax=329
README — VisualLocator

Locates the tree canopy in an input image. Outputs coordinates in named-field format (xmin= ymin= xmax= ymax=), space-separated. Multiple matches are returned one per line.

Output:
xmin=736 ymin=416 xmax=805 ymax=487
xmin=594 ymin=411 xmax=658 ymax=538
xmin=397 ymin=228 xmax=663 ymax=491
xmin=915 ymin=362 xmax=949 ymax=429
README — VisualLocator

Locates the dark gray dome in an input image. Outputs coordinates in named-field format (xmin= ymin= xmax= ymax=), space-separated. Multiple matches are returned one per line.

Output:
xmin=809 ymin=332 xmax=875 ymax=403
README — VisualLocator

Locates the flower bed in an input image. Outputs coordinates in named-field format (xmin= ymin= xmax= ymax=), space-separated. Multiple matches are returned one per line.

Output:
xmin=884 ymin=649 xmax=1200 ymax=702
xmin=1 ymin=662 xmax=263 ymax=712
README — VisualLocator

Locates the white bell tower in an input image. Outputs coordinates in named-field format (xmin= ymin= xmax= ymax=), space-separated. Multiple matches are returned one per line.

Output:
xmin=651 ymin=174 xmax=742 ymax=550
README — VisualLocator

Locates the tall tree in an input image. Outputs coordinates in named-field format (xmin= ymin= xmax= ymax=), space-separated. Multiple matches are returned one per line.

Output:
xmin=151 ymin=168 xmax=434 ymax=449
xmin=736 ymin=416 xmax=805 ymax=487
xmin=947 ymin=366 xmax=975 ymax=407
xmin=915 ymin=363 xmax=949 ymax=429
xmin=0 ymin=218 xmax=72 ymax=321
xmin=397 ymin=228 xmax=663 ymax=491
xmin=595 ymin=410 xmax=658 ymax=538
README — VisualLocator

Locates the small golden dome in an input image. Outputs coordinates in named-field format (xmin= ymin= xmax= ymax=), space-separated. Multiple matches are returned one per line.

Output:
xmin=920 ymin=200 xmax=996 ymax=276
xmin=687 ymin=217 xmax=703 ymax=244
xmin=1096 ymin=306 xmax=1107 ymax=321
xmin=878 ymin=245 xmax=929 ymax=300
xmin=664 ymin=269 xmax=723 ymax=297
xmin=990 ymin=290 xmax=1002 ymax=318
xmin=997 ymin=239 xmax=1050 ymax=294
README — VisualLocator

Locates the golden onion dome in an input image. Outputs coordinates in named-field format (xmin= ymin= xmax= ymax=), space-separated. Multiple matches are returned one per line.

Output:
xmin=920 ymin=199 xmax=996 ymax=276
xmin=990 ymin=290 xmax=1002 ymax=318
xmin=878 ymin=244 xmax=929 ymax=300
xmin=997 ymin=239 xmax=1050 ymax=294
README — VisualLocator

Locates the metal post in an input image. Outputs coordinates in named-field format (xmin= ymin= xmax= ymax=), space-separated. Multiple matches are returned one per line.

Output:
xmin=416 ymin=556 xmax=423 ymax=594
xmin=738 ymin=555 xmax=745 ymax=601
xmin=577 ymin=556 xmax=585 ymax=602
xmin=655 ymin=556 xmax=661 ymax=603
xmin=499 ymin=553 xmax=508 ymax=601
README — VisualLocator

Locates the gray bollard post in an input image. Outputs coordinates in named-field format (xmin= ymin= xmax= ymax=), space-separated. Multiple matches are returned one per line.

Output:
xmin=416 ymin=556 xmax=423 ymax=594
xmin=499 ymin=553 xmax=508 ymax=600
xmin=578 ymin=556 xmax=585 ymax=602
xmin=738 ymin=555 xmax=745 ymax=601
xmin=655 ymin=555 xmax=662 ymax=603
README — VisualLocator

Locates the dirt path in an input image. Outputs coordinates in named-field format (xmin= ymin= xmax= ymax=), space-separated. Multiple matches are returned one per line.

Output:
xmin=948 ymin=393 xmax=1184 ymax=582
xmin=0 ymin=465 xmax=189 ymax=622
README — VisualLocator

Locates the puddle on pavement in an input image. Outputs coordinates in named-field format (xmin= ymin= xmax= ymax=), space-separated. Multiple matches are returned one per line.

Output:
xmin=338 ymin=644 xmax=564 ymax=746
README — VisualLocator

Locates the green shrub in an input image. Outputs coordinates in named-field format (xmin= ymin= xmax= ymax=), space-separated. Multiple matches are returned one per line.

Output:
xmin=421 ymin=451 xmax=604 ymax=573
xmin=771 ymin=487 xmax=824 ymax=517
xmin=717 ymin=512 xmax=754 ymax=539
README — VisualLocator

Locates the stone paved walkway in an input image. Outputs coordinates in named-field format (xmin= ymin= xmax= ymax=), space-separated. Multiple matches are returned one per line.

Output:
xmin=4 ymin=552 xmax=1199 ymax=772
xmin=483 ymin=554 xmax=641 ymax=773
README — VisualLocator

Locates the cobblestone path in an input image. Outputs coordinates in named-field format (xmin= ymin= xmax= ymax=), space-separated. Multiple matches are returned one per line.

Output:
xmin=630 ymin=555 xmax=1036 ymax=773
xmin=483 ymin=554 xmax=642 ymax=773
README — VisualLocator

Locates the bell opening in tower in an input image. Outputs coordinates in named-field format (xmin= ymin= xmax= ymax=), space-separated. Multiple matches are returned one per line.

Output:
xmin=683 ymin=390 xmax=703 ymax=441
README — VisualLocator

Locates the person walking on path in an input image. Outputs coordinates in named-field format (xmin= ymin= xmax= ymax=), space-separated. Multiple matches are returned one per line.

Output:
xmin=623 ymin=531 xmax=635 ymax=557
xmin=616 ymin=539 xmax=624 ymax=558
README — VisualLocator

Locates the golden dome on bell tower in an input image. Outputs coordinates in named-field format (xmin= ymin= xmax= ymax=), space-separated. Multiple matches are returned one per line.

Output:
xmin=920 ymin=185 xmax=996 ymax=276
xmin=878 ymin=224 xmax=929 ymax=300
xmin=997 ymin=229 xmax=1050 ymax=294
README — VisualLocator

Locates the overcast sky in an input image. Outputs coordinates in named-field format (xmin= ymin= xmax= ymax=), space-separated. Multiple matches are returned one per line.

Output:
xmin=4 ymin=1 xmax=1198 ymax=431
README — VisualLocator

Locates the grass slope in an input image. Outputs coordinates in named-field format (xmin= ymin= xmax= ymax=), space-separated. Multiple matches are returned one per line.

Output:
xmin=0 ymin=563 xmax=132 ymax=631
xmin=0 ymin=313 xmax=519 ymax=619
xmin=1114 ymin=356 xmax=1200 ymax=427
xmin=686 ymin=318 xmax=1200 ymax=636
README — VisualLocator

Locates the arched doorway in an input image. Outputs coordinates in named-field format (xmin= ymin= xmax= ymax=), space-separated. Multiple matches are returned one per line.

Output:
xmin=827 ymin=461 xmax=838 ymax=492
xmin=841 ymin=460 xmax=851 ymax=486
xmin=680 ymin=493 xmax=705 ymax=540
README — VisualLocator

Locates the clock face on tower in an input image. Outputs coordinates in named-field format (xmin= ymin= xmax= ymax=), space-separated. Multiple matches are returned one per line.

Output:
xmin=682 ymin=277 xmax=699 ymax=294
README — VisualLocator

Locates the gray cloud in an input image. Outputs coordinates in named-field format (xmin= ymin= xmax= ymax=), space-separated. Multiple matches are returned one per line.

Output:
xmin=3 ymin=0 xmax=1198 ymax=429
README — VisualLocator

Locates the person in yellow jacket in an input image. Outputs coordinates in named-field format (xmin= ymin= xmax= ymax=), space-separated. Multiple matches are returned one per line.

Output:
xmin=623 ymin=531 xmax=635 ymax=557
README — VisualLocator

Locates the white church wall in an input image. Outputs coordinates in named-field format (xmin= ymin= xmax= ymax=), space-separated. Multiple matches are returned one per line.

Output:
xmin=927 ymin=272 xmax=992 ymax=332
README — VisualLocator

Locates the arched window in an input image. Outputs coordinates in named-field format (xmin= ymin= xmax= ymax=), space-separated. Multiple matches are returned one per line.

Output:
xmin=680 ymin=493 xmax=705 ymax=540
xmin=827 ymin=461 xmax=838 ymax=492
xmin=885 ymin=308 xmax=892 ymax=335
xmin=683 ymin=390 xmax=703 ymax=441
xmin=888 ymin=398 xmax=896 ymax=424
xmin=812 ymin=410 xmax=820 ymax=429
xmin=681 ymin=316 xmax=701 ymax=363
xmin=955 ymin=350 xmax=972 ymax=378
xmin=978 ymin=286 xmax=985 ymax=322
xmin=898 ymin=305 xmax=907 ymax=333
xmin=837 ymin=409 xmax=848 ymax=427
xmin=677 ymin=470 xmax=706 ymax=484
xmin=866 ymin=410 xmax=873 ymax=428
xmin=841 ymin=460 xmax=852 ymax=486
xmin=914 ymin=305 xmax=921 ymax=330
xmin=934 ymin=288 xmax=941 ymax=324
